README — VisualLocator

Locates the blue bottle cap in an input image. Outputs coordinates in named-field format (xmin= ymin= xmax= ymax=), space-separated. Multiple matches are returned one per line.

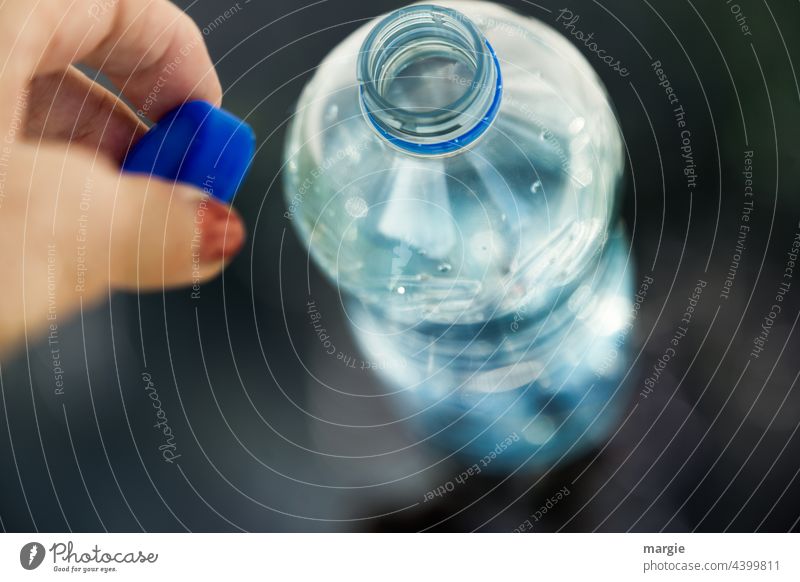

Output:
xmin=122 ymin=101 xmax=255 ymax=203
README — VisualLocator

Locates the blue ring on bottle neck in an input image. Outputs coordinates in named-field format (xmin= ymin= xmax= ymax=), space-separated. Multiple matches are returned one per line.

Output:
xmin=362 ymin=39 xmax=503 ymax=156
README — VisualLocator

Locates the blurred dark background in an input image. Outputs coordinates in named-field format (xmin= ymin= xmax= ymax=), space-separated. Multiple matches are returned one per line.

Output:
xmin=2 ymin=0 xmax=800 ymax=532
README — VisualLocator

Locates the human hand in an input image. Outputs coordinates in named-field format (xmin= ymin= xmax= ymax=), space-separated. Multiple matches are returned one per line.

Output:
xmin=0 ymin=0 xmax=246 ymax=355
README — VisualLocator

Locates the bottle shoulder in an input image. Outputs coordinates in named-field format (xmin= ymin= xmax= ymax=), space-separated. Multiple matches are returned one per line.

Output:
xmin=287 ymin=0 xmax=622 ymax=178
xmin=282 ymin=1 xmax=625 ymax=325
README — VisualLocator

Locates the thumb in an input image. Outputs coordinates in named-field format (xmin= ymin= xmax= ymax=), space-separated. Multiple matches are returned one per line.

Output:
xmin=110 ymin=174 xmax=246 ymax=291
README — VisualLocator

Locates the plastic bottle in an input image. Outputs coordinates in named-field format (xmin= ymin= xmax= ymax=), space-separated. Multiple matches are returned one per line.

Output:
xmin=283 ymin=1 xmax=634 ymax=470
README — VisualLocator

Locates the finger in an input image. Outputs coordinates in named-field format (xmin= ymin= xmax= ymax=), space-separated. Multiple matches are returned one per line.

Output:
xmin=109 ymin=174 xmax=246 ymax=291
xmin=25 ymin=66 xmax=148 ymax=163
xmin=12 ymin=143 xmax=244 ymax=299
xmin=0 ymin=0 xmax=222 ymax=131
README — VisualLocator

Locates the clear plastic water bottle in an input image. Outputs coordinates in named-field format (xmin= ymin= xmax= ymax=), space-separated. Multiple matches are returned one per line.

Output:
xmin=283 ymin=1 xmax=634 ymax=470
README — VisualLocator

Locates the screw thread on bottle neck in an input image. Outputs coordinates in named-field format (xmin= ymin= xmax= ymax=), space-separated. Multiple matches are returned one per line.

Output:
xmin=358 ymin=4 xmax=502 ymax=155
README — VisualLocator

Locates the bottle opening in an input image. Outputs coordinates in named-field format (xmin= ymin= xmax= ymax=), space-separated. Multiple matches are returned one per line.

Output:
xmin=381 ymin=51 xmax=476 ymax=113
xmin=358 ymin=4 xmax=502 ymax=155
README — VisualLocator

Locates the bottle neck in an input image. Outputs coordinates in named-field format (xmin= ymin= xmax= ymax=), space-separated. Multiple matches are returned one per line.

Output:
xmin=358 ymin=5 xmax=502 ymax=156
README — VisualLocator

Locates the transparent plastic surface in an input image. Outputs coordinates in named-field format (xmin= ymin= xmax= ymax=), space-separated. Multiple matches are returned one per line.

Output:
xmin=283 ymin=1 xmax=634 ymax=469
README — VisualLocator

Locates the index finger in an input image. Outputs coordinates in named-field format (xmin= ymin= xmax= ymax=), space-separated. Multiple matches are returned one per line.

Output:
xmin=0 ymin=0 xmax=222 ymax=131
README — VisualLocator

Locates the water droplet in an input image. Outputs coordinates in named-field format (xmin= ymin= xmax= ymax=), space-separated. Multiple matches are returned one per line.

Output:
xmin=568 ymin=116 xmax=585 ymax=135
xmin=345 ymin=196 xmax=368 ymax=218
xmin=437 ymin=262 xmax=452 ymax=273
xmin=396 ymin=286 xmax=406 ymax=295
xmin=530 ymin=180 xmax=542 ymax=194
xmin=539 ymin=130 xmax=547 ymax=141
xmin=325 ymin=104 xmax=339 ymax=123
xmin=500 ymin=213 xmax=507 ymax=222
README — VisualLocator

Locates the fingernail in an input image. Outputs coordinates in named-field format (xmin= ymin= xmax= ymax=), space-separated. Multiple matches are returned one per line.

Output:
xmin=198 ymin=197 xmax=246 ymax=263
